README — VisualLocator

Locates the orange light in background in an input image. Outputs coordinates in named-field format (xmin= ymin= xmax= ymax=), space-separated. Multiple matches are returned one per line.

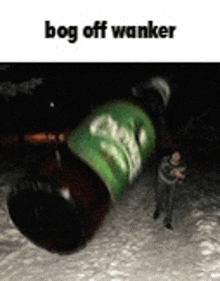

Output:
xmin=48 ymin=133 xmax=56 ymax=142
xmin=59 ymin=134 xmax=65 ymax=143
xmin=25 ymin=132 xmax=48 ymax=143
xmin=23 ymin=129 xmax=70 ymax=145
xmin=58 ymin=130 xmax=70 ymax=143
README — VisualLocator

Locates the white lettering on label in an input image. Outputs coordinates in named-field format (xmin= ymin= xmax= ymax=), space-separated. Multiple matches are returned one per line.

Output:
xmin=90 ymin=114 xmax=147 ymax=183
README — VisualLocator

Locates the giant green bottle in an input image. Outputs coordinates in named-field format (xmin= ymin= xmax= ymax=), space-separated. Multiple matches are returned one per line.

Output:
xmin=7 ymin=77 xmax=171 ymax=254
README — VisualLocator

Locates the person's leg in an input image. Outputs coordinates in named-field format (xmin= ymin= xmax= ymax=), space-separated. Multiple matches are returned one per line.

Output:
xmin=153 ymin=182 xmax=165 ymax=220
xmin=164 ymin=183 xmax=175 ymax=230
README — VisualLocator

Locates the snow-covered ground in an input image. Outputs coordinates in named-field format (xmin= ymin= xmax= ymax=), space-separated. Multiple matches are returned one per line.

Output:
xmin=1 ymin=161 xmax=220 ymax=281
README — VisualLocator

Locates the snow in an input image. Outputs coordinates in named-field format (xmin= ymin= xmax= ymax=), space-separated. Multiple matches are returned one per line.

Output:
xmin=1 ymin=163 xmax=220 ymax=280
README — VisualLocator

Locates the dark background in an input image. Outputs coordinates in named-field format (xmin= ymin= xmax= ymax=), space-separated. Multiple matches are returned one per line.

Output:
xmin=0 ymin=63 xmax=220 ymax=132
xmin=0 ymin=63 xmax=220 ymax=167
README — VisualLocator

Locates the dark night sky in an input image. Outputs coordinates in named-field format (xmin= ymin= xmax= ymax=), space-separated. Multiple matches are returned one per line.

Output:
xmin=0 ymin=63 xmax=220 ymax=135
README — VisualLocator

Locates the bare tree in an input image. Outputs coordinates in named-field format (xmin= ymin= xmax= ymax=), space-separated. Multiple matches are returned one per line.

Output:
xmin=0 ymin=78 xmax=43 ymax=101
xmin=180 ymin=110 xmax=210 ymax=137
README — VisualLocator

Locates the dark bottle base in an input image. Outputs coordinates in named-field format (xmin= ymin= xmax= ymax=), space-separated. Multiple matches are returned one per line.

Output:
xmin=7 ymin=160 xmax=111 ymax=254
xmin=7 ymin=183 xmax=86 ymax=253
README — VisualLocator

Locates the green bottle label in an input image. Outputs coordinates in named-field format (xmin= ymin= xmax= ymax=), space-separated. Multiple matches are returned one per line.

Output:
xmin=67 ymin=100 xmax=156 ymax=201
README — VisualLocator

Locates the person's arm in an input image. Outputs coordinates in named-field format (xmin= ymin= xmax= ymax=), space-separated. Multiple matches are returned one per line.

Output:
xmin=159 ymin=158 xmax=177 ymax=181
xmin=172 ymin=167 xmax=186 ymax=184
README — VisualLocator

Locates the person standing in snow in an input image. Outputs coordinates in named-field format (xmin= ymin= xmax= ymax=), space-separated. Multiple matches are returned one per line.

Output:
xmin=153 ymin=151 xmax=186 ymax=230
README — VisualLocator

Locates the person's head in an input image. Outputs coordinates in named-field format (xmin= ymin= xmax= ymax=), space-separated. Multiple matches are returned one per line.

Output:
xmin=170 ymin=151 xmax=181 ymax=165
